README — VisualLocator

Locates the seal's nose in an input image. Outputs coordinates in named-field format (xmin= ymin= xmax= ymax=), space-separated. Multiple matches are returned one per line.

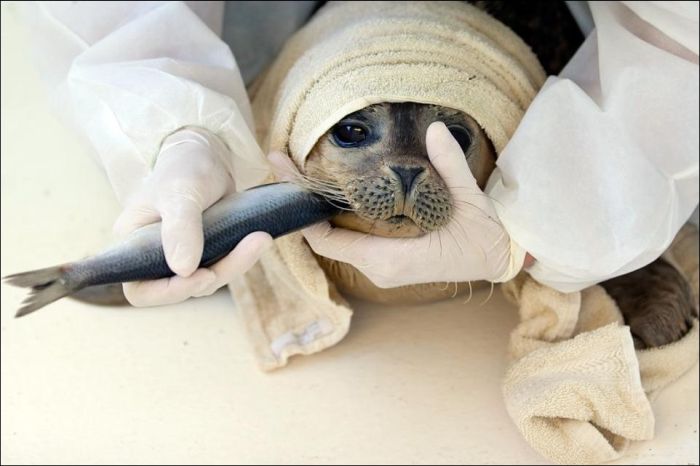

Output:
xmin=390 ymin=166 xmax=425 ymax=195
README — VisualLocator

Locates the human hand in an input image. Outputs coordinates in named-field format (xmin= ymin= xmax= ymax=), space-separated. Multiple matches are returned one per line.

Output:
xmin=113 ymin=127 xmax=272 ymax=306
xmin=271 ymin=122 xmax=526 ymax=288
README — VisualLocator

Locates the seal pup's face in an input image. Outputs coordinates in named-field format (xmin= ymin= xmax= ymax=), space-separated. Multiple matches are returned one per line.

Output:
xmin=305 ymin=103 xmax=496 ymax=237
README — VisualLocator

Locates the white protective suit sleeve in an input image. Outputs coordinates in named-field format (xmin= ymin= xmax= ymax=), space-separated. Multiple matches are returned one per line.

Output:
xmin=487 ymin=1 xmax=699 ymax=292
xmin=19 ymin=1 xmax=270 ymax=205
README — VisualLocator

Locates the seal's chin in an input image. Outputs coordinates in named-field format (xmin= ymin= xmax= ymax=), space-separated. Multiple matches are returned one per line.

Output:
xmin=330 ymin=212 xmax=426 ymax=238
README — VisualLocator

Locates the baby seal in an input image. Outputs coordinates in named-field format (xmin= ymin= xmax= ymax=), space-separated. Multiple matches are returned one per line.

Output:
xmin=304 ymin=102 xmax=698 ymax=347
xmin=306 ymin=103 xmax=495 ymax=238
xmin=305 ymin=102 xmax=495 ymax=303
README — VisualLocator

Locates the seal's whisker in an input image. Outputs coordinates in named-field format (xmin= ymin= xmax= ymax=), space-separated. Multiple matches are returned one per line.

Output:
xmin=289 ymin=175 xmax=354 ymax=211
xmin=444 ymin=223 xmax=465 ymax=256
xmin=479 ymin=282 xmax=495 ymax=306
xmin=288 ymin=169 xmax=344 ymax=189
xmin=449 ymin=188 xmax=504 ymax=208
xmin=446 ymin=217 xmax=471 ymax=245
xmin=462 ymin=280 xmax=474 ymax=304
xmin=301 ymin=177 xmax=344 ymax=190
xmin=451 ymin=203 xmax=501 ymax=227
xmin=294 ymin=177 xmax=344 ymax=193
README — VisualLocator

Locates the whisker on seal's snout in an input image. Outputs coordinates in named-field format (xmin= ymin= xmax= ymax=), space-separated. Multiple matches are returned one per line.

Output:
xmin=289 ymin=171 xmax=354 ymax=212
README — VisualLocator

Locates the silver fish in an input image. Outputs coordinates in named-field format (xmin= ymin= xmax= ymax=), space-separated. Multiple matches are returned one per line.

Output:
xmin=5 ymin=183 xmax=341 ymax=317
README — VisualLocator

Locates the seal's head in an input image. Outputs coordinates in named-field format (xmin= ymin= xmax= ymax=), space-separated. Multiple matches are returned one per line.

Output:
xmin=247 ymin=0 xmax=545 ymax=303
xmin=305 ymin=103 xmax=496 ymax=237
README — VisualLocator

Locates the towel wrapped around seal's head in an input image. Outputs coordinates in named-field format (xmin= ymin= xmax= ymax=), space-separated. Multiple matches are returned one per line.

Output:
xmin=232 ymin=1 xmax=544 ymax=367
xmin=251 ymin=1 xmax=546 ymax=164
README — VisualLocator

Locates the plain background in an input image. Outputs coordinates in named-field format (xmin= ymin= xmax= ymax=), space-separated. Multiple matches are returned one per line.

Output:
xmin=1 ymin=2 xmax=698 ymax=464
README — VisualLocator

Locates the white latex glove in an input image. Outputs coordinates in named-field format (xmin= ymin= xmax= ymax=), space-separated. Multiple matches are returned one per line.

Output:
xmin=271 ymin=122 xmax=527 ymax=289
xmin=114 ymin=127 xmax=273 ymax=306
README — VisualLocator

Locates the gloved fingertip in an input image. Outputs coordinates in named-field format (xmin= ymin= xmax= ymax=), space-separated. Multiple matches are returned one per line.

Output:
xmin=122 ymin=282 xmax=147 ymax=307
xmin=194 ymin=268 xmax=217 ymax=289
xmin=113 ymin=205 xmax=159 ymax=236
xmin=167 ymin=242 xmax=201 ymax=277
xmin=249 ymin=231 xmax=275 ymax=252
xmin=426 ymin=121 xmax=450 ymax=153
xmin=426 ymin=121 xmax=477 ymax=190
xmin=426 ymin=121 xmax=462 ymax=163
xmin=230 ymin=232 xmax=274 ymax=268
xmin=427 ymin=120 xmax=449 ymax=136
xmin=161 ymin=211 xmax=204 ymax=277
xmin=191 ymin=270 xmax=220 ymax=298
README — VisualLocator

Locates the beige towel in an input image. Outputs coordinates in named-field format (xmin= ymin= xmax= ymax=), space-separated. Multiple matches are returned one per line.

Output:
xmin=231 ymin=1 xmax=546 ymax=370
xmin=502 ymin=227 xmax=700 ymax=465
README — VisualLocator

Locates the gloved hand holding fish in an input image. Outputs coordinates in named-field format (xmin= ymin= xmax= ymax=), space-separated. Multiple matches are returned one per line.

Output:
xmin=112 ymin=127 xmax=274 ymax=307
xmin=5 ymin=120 xmax=519 ymax=317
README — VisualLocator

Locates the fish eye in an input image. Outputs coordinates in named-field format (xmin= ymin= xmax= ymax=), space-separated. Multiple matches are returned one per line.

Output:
xmin=332 ymin=122 xmax=368 ymax=147
xmin=447 ymin=124 xmax=472 ymax=152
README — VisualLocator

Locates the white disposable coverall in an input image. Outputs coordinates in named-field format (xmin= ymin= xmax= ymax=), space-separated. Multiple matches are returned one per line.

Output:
xmin=19 ymin=1 xmax=700 ymax=292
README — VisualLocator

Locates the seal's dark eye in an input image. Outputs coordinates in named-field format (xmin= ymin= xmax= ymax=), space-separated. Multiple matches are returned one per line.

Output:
xmin=447 ymin=125 xmax=472 ymax=152
xmin=332 ymin=123 xmax=368 ymax=147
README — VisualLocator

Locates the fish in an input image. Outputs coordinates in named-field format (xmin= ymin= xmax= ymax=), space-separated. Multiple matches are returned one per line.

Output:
xmin=4 ymin=182 xmax=342 ymax=318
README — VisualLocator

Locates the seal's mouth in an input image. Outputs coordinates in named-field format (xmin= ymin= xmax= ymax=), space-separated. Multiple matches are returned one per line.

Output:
xmin=387 ymin=214 xmax=410 ymax=224
xmin=386 ymin=213 xmax=428 ymax=229
xmin=384 ymin=214 xmax=422 ymax=231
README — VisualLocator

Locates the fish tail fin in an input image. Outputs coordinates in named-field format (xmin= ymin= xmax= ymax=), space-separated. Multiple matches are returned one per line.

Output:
xmin=4 ymin=265 xmax=79 ymax=317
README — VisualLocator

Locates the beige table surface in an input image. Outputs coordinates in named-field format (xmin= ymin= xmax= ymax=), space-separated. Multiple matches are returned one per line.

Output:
xmin=1 ymin=3 xmax=698 ymax=464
